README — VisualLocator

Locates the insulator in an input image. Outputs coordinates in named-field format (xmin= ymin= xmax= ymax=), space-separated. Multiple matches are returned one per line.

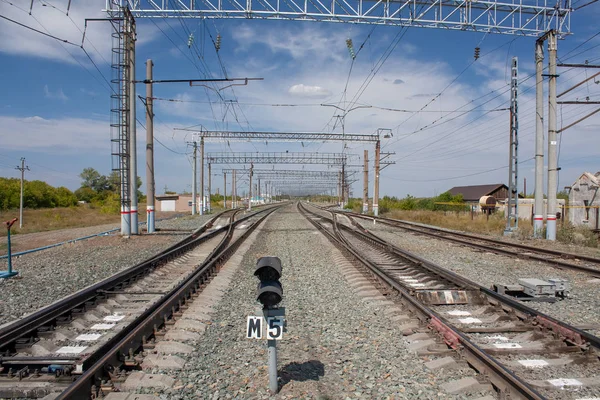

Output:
xmin=346 ymin=38 xmax=356 ymax=60
xmin=187 ymin=33 xmax=194 ymax=48
xmin=215 ymin=34 xmax=221 ymax=51
xmin=474 ymin=47 xmax=481 ymax=60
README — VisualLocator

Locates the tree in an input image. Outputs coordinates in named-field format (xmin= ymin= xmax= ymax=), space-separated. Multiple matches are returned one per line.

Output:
xmin=80 ymin=168 xmax=102 ymax=190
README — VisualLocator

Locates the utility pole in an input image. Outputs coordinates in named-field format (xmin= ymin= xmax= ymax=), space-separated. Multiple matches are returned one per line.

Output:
xmin=128 ymin=14 xmax=138 ymax=235
xmin=547 ymin=30 xmax=558 ymax=241
xmin=232 ymin=170 xmax=236 ymax=208
xmin=534 ymin=37 xmax=545 ymax=237
xmin=145 ymin=59 xmax=155 ymax=233
xmin=191 ymin=141 xmax=198 ymax=215
xmin=223 ymin=172 xmax=227 ymax=208
xmin=248 ymin=163 xmax=254 ymax=211
xmin=200 ymin=136 xmax=205 ymax=215
xmin=505 ymin=57 xmax=519 ymax=235
xmin=373 ymin=139 xmax=380 ymax=216
xmin=16 ymin=158 xmax=30 ymax=229
xmin=363 ymin=150 xmax=369 ymax=214
xmin=208 ymin=162 xmax=212 ymax=213
xmin=258 ymin=178 xmax=261 ymax=202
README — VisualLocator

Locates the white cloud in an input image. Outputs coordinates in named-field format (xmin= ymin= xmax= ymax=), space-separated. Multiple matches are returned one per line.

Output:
xmin=0 ymin=115 xmax=109 ymax=153
xmin=288 ymin=84 xmax=331 ymax=98
xmin=44 ymin=85 xmax=68 ymax=101
xmin=232 ymin=24 xmax=348 ymax=64
xmin=0 ymin=2 xmax=161 ymax=65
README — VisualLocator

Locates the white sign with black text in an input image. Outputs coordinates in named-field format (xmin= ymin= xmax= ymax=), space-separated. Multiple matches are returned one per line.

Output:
xmin=246 ymin=316 xmax=284 ymax=340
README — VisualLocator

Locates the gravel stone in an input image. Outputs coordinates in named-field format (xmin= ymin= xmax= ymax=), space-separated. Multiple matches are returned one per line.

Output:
xmin=0 ymin=214 xmax=213 ymax=326
xmin=367 ymin=224 xmax=600 ymax=337
xmin=161 ymin=205 xmax=492 ymax=399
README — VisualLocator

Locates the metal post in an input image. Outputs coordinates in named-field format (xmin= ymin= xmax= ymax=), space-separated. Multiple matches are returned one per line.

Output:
xmin=200 ymin=136 xmax=205 ymax=215
xmin=363 ymin=150 xmax=369 ymax=214
xmin=337 ymin=171 xmax=342 ymax=206
xmin=119 ymin=13 xmax=131 ymax=237
xmin=232 ymin=170 xmax=236 ymax=208
xmin=373 ymin=139 xmax=381 ymax=216
xmin=534 ymin=38 xmax=545 ymax=237
xmin=192 ymin=142 xmax=197 ymax=215
xmin=268 ymin=339 xmax=278 ymax=393
xmin=341 ymin=162 xmax=345 ymax=207
xmin=248 ymin=163 xmax=253 ymax=211
xmin=547 ymin=31 xmax=558 ymax=240
xmin=258 ymin=178 xmax=261 ymax=203
xmin=129 ymin=16 xmax=138 ymax=235
xmin=208 ymin=162 xmax=212 ymax=213
xmin=224 ymin=172 xmax=227 ymax=208
xmin=16 ymin=158 xmax=29 ymax=229
xmin=505 ymin=57 xmax=519 ymax=235
xmin=145 ymin=59 xmax=155 ymax=233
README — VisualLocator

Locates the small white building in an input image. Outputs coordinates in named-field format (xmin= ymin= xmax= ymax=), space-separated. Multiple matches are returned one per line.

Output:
xmin=567 ymin=172 xmax=600 ymax=229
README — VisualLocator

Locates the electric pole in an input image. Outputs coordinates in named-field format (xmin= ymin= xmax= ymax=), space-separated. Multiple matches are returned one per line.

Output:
xmin=208 ymin=161 xmax=212 ymax=213
xmin=223 ymin=172 xmax=227 ymax=208
xmin=547 ymin=31 xmax=558 ymax=241
xmin=232 ymin=170 xmax=236 ymax=208
xmin=505 ymin=57 xmax=519 ymax=235
xmin=200 ymin=136 xmax=205 ymax=215
xmin=129 ymin=14 xmax=138 ymax=235
xmin=16 ymin=158 xmax=30 ymax=229
xmin=534 ymin=38 xmax=545 ymax=237
xmin=190 ymin=141 xmax=198 ymax=215
xmin=248 ymin=163 xmax=254 ymax=211
xmin=363 ymin=150 xmax=369 ymax=214
xmin=145 ymin=59 xmax=155 ymax=233
xmin=373 ymin=139 xmax=380 ymax=216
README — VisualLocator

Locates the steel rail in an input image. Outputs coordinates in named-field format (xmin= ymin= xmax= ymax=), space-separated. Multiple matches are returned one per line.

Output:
xmin=345 ymin=216 xmax=600 ymax=349
xmin=342 ymin=211 xmax=600 ymax=277
xmin=0 ymin=209 xmax=235 ymax=354
xmin=299 ymin=203 xmax=599 ymax=399
xmin=57 ymin=205 xmax=280 ymax=399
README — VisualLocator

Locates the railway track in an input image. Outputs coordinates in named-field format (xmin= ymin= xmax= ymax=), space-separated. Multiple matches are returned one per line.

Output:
xmin=0 ymin=205 xmax=280 ymax=399
xmin=300 ymin=202 xmax=600 ymax=400
xmin=338 ymin=210 xmax=600 ymax=277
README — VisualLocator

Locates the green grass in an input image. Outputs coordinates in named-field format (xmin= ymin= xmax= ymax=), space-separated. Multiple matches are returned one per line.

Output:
xmin=0 ymin=204 xmax=120 ymax=236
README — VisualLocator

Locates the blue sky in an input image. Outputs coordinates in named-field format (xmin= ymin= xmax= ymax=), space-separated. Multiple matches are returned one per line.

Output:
xmin=1 ymin=0 xmax=599 ymax=199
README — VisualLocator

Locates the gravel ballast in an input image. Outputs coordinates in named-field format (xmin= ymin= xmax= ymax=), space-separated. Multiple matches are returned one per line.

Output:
xmin=0 ymin=214 xmax=213 ymax=326
xmin=368 ymin=223 xmax=600 ymax=335
xmin=153 ymin=205 xmax=492 ymax=399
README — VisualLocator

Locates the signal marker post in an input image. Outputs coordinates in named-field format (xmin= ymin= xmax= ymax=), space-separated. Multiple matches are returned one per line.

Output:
xmin=247 ymin=256 xmax=285 ymax=394
xmin=1 ymin=218 xmax=19 ymax=279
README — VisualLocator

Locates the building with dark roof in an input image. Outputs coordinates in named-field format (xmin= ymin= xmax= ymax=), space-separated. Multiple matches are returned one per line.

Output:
xmin=446 ymin=184 xmax=509 ymax=202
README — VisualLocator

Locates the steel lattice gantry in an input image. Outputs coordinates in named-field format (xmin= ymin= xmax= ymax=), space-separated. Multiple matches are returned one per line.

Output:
xmin=206 ymin=152 xmax=347 ymax=165
xmin=181 ymin=130 xmax=379 ymax=143
xmin=220 ymin=169 xmax=351 ymax=178
xmin=106 ymin=0 xmax=571 ymax=37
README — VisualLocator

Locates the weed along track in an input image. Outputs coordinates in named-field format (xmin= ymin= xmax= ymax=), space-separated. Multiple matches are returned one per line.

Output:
xmin=0 ymin=206 xmax=280 ymax=399
xmin=300 ymin=202 xmax=600 ymax=400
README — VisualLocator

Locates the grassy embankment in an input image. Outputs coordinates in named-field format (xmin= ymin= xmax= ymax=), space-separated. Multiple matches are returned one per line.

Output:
xmin=384 ymin=209 xmax=598 ymax=247
xmin=0 ymin=205 xmax=120 ymax=237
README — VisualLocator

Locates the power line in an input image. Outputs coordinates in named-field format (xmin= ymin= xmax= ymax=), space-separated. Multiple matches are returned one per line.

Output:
xmin=0 ymin=14 xmax=79 ymax=46
xmin=386 ymin=157 xmax=534 ymax=183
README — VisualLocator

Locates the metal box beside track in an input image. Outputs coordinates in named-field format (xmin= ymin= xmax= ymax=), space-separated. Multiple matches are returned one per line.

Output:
xmin=518 ymin=278 xmax=555 ymax=297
